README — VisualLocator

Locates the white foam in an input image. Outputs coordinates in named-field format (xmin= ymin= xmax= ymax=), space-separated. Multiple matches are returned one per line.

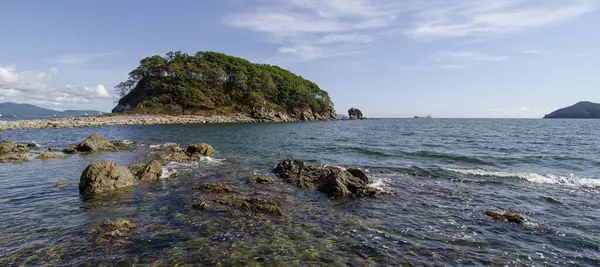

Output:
xmin=446 ymin=168 xmax=600 ymax=188
xmin=121 ymin=140 xmax=134 ymax=145
xmin=150 ymin=143 xmax=178 ymax=149
xmin=199 ymin=156 xmax=226 ymax=165
xmin=160 ymin=166 xmax=177 ymax=179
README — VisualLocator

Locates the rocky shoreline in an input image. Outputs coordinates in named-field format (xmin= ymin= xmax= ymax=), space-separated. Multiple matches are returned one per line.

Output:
xmin=0 ymin=113 xmax=324 ymax=131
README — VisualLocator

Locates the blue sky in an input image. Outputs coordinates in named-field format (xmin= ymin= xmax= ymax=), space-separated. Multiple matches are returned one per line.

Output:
xmin=0 ymin=0 xmax=599 ymax=117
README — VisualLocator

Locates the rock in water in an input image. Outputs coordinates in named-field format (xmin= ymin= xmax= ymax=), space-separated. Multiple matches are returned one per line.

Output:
xmin=348 ymin=108 xmax=364 ymax=120
xmin=0 ymin=140 xmax=28 ymax=163
xmin=75 ymin=133 xmax=117 ymax=152
xmin=249 ymin=174 xmax=280 ymax=185
xmin=186 ymin=143 xmax=214 ymax=156
xmin=79 ymin=161 xmax=136 ymax=194
xmin=274 ymin=159 xmax=376 ymax=198
xmin=35 ymin=152 xmax=69 ymax=160
xmin=484 ymin=210 xmax=527 ymax=224
xmin=136 ymin=160 xmax=163 ymax=182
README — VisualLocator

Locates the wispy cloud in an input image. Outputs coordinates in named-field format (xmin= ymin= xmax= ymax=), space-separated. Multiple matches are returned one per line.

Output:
xmin=48 ymin=52 xmax=116 ymax=64
xmin=223 ymin=0 xmax=404 ymax=60
xmin=225 ymin=0 xmax=599 ymax=61
xmin=406 ymin=0 xmax=599 ymax=39
xmin=432 ymin=51 xmax=508 ymax=62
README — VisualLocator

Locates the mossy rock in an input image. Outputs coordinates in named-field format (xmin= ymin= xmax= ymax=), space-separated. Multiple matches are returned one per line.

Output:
xmin=248 ymin=174 xmax=280 ymax=185
xmin=89 ymin=219 xmax=137 ymax=243
xmin=35 ymin=152 xmax=69 ymax=160
xmin=194 ymin=183 xmax=240 ymax=194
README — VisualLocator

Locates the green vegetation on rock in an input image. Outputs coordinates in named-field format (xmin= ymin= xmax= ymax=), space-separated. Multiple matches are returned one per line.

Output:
xmin=113 ymin=51 xmax=336 ymax=120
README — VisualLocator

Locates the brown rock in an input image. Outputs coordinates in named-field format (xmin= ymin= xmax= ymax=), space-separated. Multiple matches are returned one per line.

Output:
xmin=79 ymin=161 xmax=136 ymax=194
xmin=136 ymin=160 xmax=163 ymax=182
xmin=248 ymin=174 xmax=280 ymax=185
xmin=0 ymin=140 xmax=28 ymax=163
xmin=186 ymin=143 xmax=214 ymax=156
xmin=194 ymin=183 xmax=239 ymax=194
xmin=54 ymin=183 xmax=69 ymax=189
xmin=35 ymin=152 xmax=69 ymax=160
xmin=75 ymin=133 xmax=116 ymax=152
xmin=89 ymin=219 xmax=136 ymax=243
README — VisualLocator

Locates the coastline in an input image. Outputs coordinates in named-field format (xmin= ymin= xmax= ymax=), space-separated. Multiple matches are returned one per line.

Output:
xmin=0 ymin=114 xmax=327 ymax=131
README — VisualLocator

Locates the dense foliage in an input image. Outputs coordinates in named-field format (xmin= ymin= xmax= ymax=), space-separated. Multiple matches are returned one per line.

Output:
xmin=544 ymin=101 xmax=600 ymax=119
xmin=114 ymin=51 xmax=334 ymax=115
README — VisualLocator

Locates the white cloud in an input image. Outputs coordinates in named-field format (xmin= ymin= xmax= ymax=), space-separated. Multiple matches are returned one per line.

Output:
xmin=0 ymin=65 xmax=114 ymax=110
xmin=432 ymin=51 xmax=508 ymax=62
xmin=406 ymin=0 xmax=599 ymax=39
xmin=48 ymin=52 xmax=115 ymax=64
xmin=225 ymin=0 xmax=599 ymax=60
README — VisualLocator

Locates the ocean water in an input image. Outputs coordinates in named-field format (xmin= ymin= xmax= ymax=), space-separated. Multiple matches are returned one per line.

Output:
xmin=1 ymin=119 xmax=600 ymax=266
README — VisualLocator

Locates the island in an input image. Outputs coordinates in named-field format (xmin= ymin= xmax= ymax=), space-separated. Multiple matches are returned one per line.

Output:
xmin=543 ymin=101 xmax=600 ymax=119
xmin=113 ymin=51 xmax=336 ymax=122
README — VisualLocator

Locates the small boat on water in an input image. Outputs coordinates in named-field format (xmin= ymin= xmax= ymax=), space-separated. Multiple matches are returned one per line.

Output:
xmin=414 ymin=115 xmax=432 ymax=119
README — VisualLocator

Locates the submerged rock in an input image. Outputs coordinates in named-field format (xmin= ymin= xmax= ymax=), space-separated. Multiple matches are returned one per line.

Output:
xmin=35 ymin=152 xmax=69 ymax=160
xmin=53 ymin=183 xmax=69 ymax=189
xmin=110 ymin=140 xmax=135 ymax=151
xmin=79 ymin=161 xmax=136 ymax=195
xmin=89 ymin=219 xmax=137 ymax=243
xmin=135 ymin=160 xmax=163 ymax=182
xmin=484 ymin=210 xmax=527 ymax=224
xmin=274 ymin=159 xmax=376 ymax=198
xmin=0 ymin=140 xmax=28 ymax=163
xmin=248 ymin=174 xmax=280 ymax=185
xmin=194 ymin=194 xmax=284 ymax=216
xmin=194 ymin=183 xmax=240 ymax=194
xmin=186 ymin=143 xmax=214 ymax=156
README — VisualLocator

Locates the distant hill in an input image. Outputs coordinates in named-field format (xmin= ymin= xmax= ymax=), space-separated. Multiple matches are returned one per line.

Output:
xmin=544 ymin=101 xmax=600 ymax=119
xmin=0 ymin=102 xmax=103 ymax=117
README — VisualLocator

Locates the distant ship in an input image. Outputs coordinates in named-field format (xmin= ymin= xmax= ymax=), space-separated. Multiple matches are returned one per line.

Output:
xmin=414 ymin=115 xmax=432 ymax=119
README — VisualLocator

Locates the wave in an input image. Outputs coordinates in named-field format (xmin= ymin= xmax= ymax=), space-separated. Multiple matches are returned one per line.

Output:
xmin=445 ymin=168 xmax=600 ymax=188
xmin=150 ymin=143 xmax=178 ymax=149
xmin=343 ymin=147 xmax=394 ymax=158
xmin=410 ymin=151 xmax=492 ymax=165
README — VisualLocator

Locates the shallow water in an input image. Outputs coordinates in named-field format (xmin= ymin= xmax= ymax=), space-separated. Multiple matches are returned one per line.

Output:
xmin=1 ymin=119 xmax=600 ymax=266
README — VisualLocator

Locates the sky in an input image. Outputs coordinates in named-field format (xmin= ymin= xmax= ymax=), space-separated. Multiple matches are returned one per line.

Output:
xmin=0 ymin=0 xmax=599 ymax=118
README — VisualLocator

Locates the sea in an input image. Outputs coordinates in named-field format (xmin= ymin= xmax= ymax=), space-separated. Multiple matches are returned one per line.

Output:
xmin=1 ymin=118 xmax=599 ymax=266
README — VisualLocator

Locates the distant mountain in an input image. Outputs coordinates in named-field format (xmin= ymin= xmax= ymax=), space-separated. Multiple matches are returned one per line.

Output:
xmin=0 ymin=102 xmax=104 ymax=117
xmin=544 ymin=101 xmax=600 ymax=119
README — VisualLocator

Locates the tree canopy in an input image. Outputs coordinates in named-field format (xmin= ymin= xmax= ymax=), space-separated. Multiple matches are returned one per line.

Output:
xmin=113 ymin=51 xmax=334 ymax=116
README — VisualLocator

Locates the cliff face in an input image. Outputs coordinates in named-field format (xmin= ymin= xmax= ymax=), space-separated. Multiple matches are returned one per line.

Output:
xmin=112 ymin=51 xmax=336 ymax=121
xmin=544 ymin=101 xmax=600 ymax=119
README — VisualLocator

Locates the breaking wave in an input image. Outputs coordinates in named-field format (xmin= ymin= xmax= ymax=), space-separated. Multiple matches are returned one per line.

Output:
xmin=446 ymin=168 xmax=600 ymax=188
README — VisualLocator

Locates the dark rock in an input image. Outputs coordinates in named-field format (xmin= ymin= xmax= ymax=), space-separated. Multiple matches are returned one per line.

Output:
xmin=135 ymin=160 xmax=163 ymax=182
xmin=0 ymin=140 xmax=28 ymax=163
xmin=274 ymin=159 xmax=376 ymax=198
xmin=248 ymin=174 xmax=280 ymax=185
xmin=194 ymin=183 xmax=240 ymax=194
xmin=62 ymin=147 xmax=76 ymax=154
xmin=347 ymin=168 xmax=368 ymax=183
xmin=111 ymin=140 xmax=135 ymax=151
xmin=544 ymin=101 xmax=600 ymax=119
xmin=348 ymin=108 xmax=364 ymax=120
xmin=484 ymin=210 xmax=527 ymax=224
xmin=79 ymin=161 xmax=136 ymax=194
xmin=186 ymin=143 xmax=214 ymax=156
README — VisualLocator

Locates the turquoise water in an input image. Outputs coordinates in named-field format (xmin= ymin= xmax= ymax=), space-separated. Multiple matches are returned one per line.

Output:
xmin=1 ymin=119 xmax=600 ymax=266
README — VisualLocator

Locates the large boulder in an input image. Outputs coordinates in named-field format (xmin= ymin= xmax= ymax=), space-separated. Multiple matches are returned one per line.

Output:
xmin=135 ymin=160 xmax=163 ymax=182
xmin=348 ymin=108 xmax=364 ymax=120
xmin=186 ymin=143 xmax=214 ymax=156
xmin=274 ymin=159 xmax=376 ymax=198
xmin=0 ymin=140 xmax=28 ymax=163
xmin=79 ymin=161 xmax=136 ymax=194
xmin=75 ymin=133 xmax=117 ymax=152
